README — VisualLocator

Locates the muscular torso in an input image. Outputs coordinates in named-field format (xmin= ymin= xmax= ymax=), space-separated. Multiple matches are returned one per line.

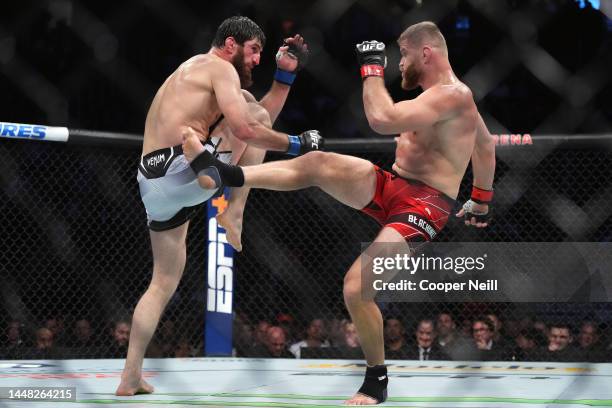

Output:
xmin=393 ymin=83 xmax=478 ymax=199
xmin=142 ymin=54 xmax=223 ymax=155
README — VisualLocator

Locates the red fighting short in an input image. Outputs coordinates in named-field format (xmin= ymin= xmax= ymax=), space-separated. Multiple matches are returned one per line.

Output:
xmin=361 ymin=166 xmax=456 ymax=242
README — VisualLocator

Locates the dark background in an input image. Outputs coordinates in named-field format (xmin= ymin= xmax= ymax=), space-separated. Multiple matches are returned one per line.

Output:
xmin=1 ymin=0 xmax=610 ymax=136
xmin=1 ymin=0 xmax=612 ymax=361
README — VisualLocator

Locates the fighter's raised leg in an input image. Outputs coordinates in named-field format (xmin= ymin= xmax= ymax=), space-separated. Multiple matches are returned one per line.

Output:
xmin=183 ymin=133 xmax=377 ymax=210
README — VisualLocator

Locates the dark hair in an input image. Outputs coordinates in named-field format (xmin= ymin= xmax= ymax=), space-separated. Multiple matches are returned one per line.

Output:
xmin=437 ymin=311 xmax=455 ymax=321
xmin=113 ymin=318 xmax=132 ymax=328
xmin=212 ymin=16 xmax=266 ymax=48
xmin=417 ymin=319 xmax=435 ymax=330
xmin=384 ymin=316 xmax=404 ymax=326
xmin=473 ymin=316 xmax=495 ymax=332
xmin=549 ymin=322 xmax=571 ymax=332
xmin=519 ymin=328 xmax=546 ymax=347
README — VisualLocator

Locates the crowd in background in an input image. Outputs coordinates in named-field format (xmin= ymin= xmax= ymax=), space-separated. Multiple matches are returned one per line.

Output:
xmin=2 ymin=310 xmax=610 ymax=362
xmin=233 ymin=311 xmax=611 ymax=362
xmin=0 ymin=316 xmax=195 ymax=360
xmin=1 ymin=0 xmax=611 ymax=365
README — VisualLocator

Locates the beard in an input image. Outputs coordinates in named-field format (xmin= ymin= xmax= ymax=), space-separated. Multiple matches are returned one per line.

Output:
xmin=401 ymin=64 xmax=422 ymax=90
xmin=231 ymin=48 xmax=253 ymax=88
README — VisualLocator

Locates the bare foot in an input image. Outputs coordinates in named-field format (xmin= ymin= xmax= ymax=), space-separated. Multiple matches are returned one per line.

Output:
xmin=181 ymin=127 xmax=205 ymax=162
xmin=181 ymin=127 xmax=216 ymax=189
xmin=115 ymin=377 xmax=154 ymax=396
xmin=217 ymin=210 xmax=243 ymax=252
xmin=344 ymin=393 xmax=379 ymax=405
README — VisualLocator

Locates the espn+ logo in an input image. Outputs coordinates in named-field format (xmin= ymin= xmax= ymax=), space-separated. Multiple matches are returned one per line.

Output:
xmin=207 ymin=207 xmax=233 ymax=314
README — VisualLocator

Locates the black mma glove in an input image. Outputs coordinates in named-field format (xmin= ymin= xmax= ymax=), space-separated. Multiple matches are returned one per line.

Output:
xmin=284 ymin=38 xmax=309 ymax=72
xmin=460 ymin=186 xmax=493 ymax=225
xmin=355 ymin=40 xmax=387 ymax=78
xmin=286 ymin=130 xmax=324 ymax=156
xmin=274 ymin=35 xmax=310 ymax=85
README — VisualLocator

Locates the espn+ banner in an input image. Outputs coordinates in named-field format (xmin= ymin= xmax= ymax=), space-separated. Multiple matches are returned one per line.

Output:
xmin=205 ymin=190 xmax=234 ymax=356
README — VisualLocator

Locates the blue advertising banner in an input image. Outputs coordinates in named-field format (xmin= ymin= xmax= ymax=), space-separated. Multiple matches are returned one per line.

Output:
xmin=205 ymin=190 xmax=233 ymax=356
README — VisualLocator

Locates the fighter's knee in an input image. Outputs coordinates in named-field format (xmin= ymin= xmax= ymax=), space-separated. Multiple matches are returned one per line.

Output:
xmin=303 ymin=150 xmax=328 ymax=163
xmin=300 ymin=151 xmax=331 ymax=179
xmin=343 ymin=277 xmax=362 ymax=308
xmin=148 ymin=282 xmax=178 ymax=302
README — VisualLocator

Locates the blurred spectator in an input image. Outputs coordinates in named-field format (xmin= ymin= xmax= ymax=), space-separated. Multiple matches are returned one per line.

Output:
xmin=472 ymin=316 xmax=510 ymax=361
xmin=503 ymin=318 xmax=522 ymax=340
xmin=277 ymin=313 xmax=297 ymax=344
xmin=67 ymin=318 xmax=99 ymax=358
xmin=459 ymin=317 xmax=473 ymax=338
xmin=145 ymin=320 xmax=177 ymax=358
xmin=534 ymin=320 xmax=549 ymax=337
xmin=436 ymin=312 xmax=474 ymax=360
xmin=576 ymin=321 xmax=608 ymax=362
xmin=106 ymin=319 xmax=131 ymax=358
xmin=254 ymin=320 xmax=271 ymax=348
xmin=2 ymin=320 xmax=25 ymax=349
xmin=512 ymin=328 xmax=546 ymax=361
xmin=402 ymin=319 xmax=449 ymax=361
xmin=233 ymin=315 xmax=254 ymax=357
xmin=250 ymin=326 xmax=294 ymax=358
xmin=45 ymin=316 xmax=67 ymax=346
xmin=74 ymin=319 xmax=93 ymax=344
xmin=174 ymin=338 xmax=193 ymax=358
xmin=436 ymin=312 xmax=456 ymax=348
xmin=158 ymin=320 xmax=178 ymax=357
xmin=343 ymin=321 xmax=360 ymax=348
xmin=36 ymin=327 xmax=54 ymax=350
xmin=301 ymin=320 xmax=362 ymax=359
xmin=21 ymin=327 xmax=64 ymax=359
xmin=145 ymin=342 xmax=163 ymax=358
xmin=540 ymin=323 xmax=583 ymax=362
xmin=486 ymin=313 xmax=510 ymax=348
xmin=327 ymin=318 xmax=347 ymax=347
xmin=289 ymin=318 xmax=330 ymax=358
xmin=384 ymin=317 xmax=407 ymax=359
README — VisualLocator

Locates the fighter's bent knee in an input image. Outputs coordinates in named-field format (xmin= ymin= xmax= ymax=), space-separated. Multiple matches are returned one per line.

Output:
xmin=296 ymin=151 xmax=330 ymax=183
xmin=302 ymin=150 xmax=336 ymax=169
xmin=343 ymin=278 xmax=362 ymax=307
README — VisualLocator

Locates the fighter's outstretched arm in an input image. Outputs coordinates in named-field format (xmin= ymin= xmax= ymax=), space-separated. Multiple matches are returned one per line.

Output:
xmin=211 ymin=59 xmax=322 ymax=156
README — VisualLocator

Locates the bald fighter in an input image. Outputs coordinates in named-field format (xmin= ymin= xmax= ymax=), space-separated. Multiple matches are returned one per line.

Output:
xmin=116 ymin=16 xmax=320 ymax=396
xmin=184 ymin=21 xmax=495 ymax=404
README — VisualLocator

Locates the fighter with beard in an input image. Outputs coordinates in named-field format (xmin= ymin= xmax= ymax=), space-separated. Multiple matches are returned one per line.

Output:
xmin=182 ymin=21 xmax=496 ymax=405
xmin=115 ymin=16 xmax=321 ymax=396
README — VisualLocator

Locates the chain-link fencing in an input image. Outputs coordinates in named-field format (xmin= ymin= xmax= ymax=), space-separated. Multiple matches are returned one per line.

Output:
xmin=1 ymin=136 xmax=611 ymax=362
xmin=1 ymin=0 xmax=612 ymax=364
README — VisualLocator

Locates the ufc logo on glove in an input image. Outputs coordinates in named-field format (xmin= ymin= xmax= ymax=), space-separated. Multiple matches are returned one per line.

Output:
xmin=359 ymin=42 xmax=385 ymax=51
